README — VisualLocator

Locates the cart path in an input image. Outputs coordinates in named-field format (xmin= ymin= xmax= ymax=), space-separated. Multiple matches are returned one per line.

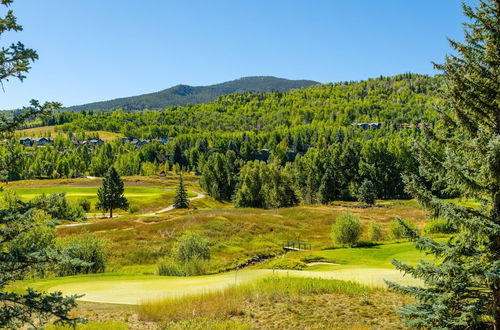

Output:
xmin=60 ymin=191 xmax=205 ymax=227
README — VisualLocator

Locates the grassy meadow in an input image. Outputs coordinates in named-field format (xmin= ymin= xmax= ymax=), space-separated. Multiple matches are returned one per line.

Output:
xmin=15 ymin=125 xmax=124 ymax=142
xmin=8 ymin=175 xmax=439 ymax=329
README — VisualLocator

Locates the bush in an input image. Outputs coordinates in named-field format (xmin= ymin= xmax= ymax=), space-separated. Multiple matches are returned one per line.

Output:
xmin=266 ymin=258 xmax=306 ymax=270
xmin=34 ymin=193 xmax=87 ymax=221
xmin=423 ymin=218 xmax=458 ymax=234
xmin=77 ymin=198 xmax=91 ymax=212
xmin=57 ymin=234 xmax=108 ymax=276
xmin=367 ymin=221 xmax=383 ymax=241
xmin=173 ymin=233 xmax=211 ymax=263
xmin=182 ymin=257 xmax=209 ymax=276
xmin=331 ymin=213 xmax=362 ymax=246
xmin=128 ymin=204 xmax=140 ymax=214
xmin=158 ymin=257 xmax=185 ymax=276
xmin=389 ymin=217 xmax=417 ymax=239
xmin=357 ymin=179 xmax=377 ymax=205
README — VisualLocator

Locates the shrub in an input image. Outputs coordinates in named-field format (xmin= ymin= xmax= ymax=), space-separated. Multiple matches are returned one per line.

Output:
xmin=367 ymin=221 xmax=383 ymax=241
xmin=173 ymin=233 xmax=211 ymax=263
xmin=57 ymin=234 xmax=108 ymax=276
xmin=77 ymin=198 xmax=91 ymax=212
xmin=266 ymin=258 xmax=306 ymax=270
xmin=128 ymin=204 xmax=140 ymax=214
xmin=157 ymin=257 xmax=184 ymax=276
xmin=0 ymin=188 xmax=20 ymax=208
xmin=331 ymin=213 xmax=362 ymax=246
xmin=357 ymin=179 xmax=377 ymax=205
xmin=182 ymin=257 xmax=209 ymax=276
xmin=423 ymin=218 xmax=458 ymax=234
xmin=389 ymin=217 xmax=417 ymax=239
xmin=34 ymin=193 xmax=87 ymax=221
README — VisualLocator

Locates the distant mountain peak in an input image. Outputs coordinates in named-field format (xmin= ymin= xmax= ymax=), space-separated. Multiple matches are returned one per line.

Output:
xmin=66 ymin=76 xmax=319 ymax=112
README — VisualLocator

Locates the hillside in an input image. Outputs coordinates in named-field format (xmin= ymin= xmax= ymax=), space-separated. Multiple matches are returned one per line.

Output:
xmin=66 ymin=76 xmax=319 ymax=112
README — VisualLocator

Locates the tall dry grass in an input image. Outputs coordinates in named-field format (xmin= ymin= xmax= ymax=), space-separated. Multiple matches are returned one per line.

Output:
xmin=138 ymin=277 xmax=373 ymax=322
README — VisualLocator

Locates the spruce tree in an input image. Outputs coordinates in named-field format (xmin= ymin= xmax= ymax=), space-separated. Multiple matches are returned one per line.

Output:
xmin=388 ymin=1 xmax=500 ymax=328
xmin=173 ymin=174 xmax=189 ymax=209
xmin=96 ymin=167 xmax=128 ymax=218
xmin=0 ymin=1 xmax=84 ymax=327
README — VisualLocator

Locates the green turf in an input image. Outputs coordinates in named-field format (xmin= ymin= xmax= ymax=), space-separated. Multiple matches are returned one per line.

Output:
xmin=292 ymin=241 xmax=435 ymax=270
xmin=10 ymin=186 xmax=195 ymax=212
xmin=13 ymin=241 xmax=429 ymax=305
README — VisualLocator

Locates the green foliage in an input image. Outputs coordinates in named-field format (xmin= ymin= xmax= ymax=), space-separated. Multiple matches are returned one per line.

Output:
xmin=96 ymin=167 xmax=128 ymax=217
xmin=181 ymin=258 xmax=210 ymax=276
xmin=128 ymin=204 xmax=140 ymax=214
xmin=77 ymin=198 xmax=91 ymax=212
xmin=200 ymin=151 xmax=239 ymax=201
xmin=57 ymin=234 xmax=107 ymax=276
xmin=172 ymin=233 xmax=211 ymax=264
xmin=33 ymin=193 xmax=86 ymax=221
xmin=0 ymin=1 xmax=82 ymax=327
xmin=357 ymin=179 xmax=377 ymax=205
xmin=66 ymin=76 xmax=318 ymax=112
xmin=331 ymin=213 xmax=362 ymax=246
xmin=367 ymin=221 xmax=383 ymax=241
xmin=266 ymin=258 xmax=306 ymax=270
xmin=388 ymin=3 xmax=500 ymax=324
xmin=0 ymin=188 xmax=20 ymax=208
xmin=157 ymin=257 xmax=185 ymax=276
xmin=234 ymin=161 xmax=298 ymax=208
xmin=389 ymin=217 xmax=416 ymax=240
xmin=173 ymin=174 xmax=189 ymax=209
xmin=422 ymin=218 xmax=457 ymax=235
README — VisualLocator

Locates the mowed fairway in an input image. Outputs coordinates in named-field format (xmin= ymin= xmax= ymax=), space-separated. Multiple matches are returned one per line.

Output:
xmin=3 ymin=177 xmax=199 ymax=214
xmin=15 ymin=242 xmax=427 ymax=305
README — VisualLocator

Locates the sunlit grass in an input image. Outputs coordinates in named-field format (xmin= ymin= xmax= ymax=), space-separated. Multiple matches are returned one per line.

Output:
xmin=138 ymin=277 xmax=373 ymax=322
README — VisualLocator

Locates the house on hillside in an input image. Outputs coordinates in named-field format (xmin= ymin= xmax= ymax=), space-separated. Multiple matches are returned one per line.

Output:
xmin=20 ymin=137 xmax=33 ymax=147
xmin=254 ymin=149 xmax=270 ymax=162
xmin=352 ymin=122 xmax=382 ymax=130
xmin=20 ymin=137 xmax=53 ymax=146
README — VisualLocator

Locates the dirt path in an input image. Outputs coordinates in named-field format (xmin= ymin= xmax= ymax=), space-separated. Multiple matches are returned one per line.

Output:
xmin=59 ymin=191 xmax=206 ymax=228
xmin=143 ymin=191 xmax=205 ymax=216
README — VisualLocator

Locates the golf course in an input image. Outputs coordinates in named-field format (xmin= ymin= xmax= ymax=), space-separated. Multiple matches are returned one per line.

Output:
xmin=12 ymin=240 xmax=427 ymax=305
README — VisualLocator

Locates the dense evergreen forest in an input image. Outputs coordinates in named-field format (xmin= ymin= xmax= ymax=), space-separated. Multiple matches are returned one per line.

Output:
xmin=6 ymin=73 xmax=449 ymax=205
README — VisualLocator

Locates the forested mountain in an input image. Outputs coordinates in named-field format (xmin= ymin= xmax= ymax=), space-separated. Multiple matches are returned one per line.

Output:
xmin=7 ymin=73 xmax=449 ymax=204
xmin=66 ymin=76 xmax=319 ymax=112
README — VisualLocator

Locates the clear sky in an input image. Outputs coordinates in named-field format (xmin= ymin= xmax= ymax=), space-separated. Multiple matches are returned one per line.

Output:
xmin=0 ymin=0 xmax=468 ymax=109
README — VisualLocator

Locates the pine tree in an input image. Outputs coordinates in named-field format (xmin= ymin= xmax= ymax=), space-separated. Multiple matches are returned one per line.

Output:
xmin=388 ymin=1 xmax=500 ymax=328
xmin=96 ymin=167 xmax=128 ymax=218
xmin=173 ymin=174 xmax=189 ymax=209
xmin=0 ymin=1 xmax=84 ymax=327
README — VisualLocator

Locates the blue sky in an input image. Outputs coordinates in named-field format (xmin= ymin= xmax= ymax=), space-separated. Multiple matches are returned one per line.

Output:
xmin=1 ymin=1 xmax=467 ymax=109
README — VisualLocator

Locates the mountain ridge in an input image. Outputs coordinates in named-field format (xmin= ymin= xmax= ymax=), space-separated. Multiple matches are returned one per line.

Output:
xmin=66 ymin=76 xmax=319 ymax=112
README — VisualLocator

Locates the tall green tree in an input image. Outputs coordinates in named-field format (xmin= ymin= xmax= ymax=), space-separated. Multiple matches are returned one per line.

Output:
xmin=173 ymin=174 xmax=189 ymax=209
xmin=0 ymin=1 xmax=84 ymax=327
xmin=96 ymin=167 xmax=128 ymax=218
xmin=388 ymin=1 xmax=500 ymax=328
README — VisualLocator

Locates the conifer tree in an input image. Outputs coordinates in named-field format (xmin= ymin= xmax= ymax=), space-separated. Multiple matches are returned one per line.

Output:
xmin=96 ymin=167 xmax=128 ymax=218
xmin=388 ymin=1 xmax=500 ymax=328
xmin=0 ymin=1 xmax=84 ymax=327
xmin=173 ymin=174 xmax=189 ymax=209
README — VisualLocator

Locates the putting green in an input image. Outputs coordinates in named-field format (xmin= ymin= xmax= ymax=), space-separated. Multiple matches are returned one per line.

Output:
xmin=18 ymin=268 xmax=419 ymax=305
